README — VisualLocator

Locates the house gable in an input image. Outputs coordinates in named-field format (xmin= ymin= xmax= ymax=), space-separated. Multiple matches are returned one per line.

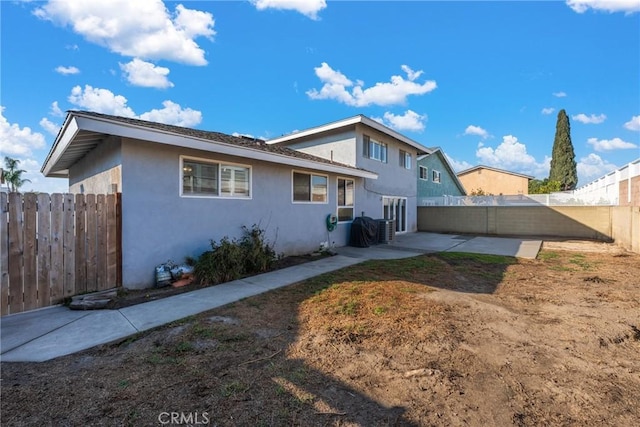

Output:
xmin=417 ymin=149 xmax=467 ymax=197
xmin=457 ymin=165 xmax=533 ymax=195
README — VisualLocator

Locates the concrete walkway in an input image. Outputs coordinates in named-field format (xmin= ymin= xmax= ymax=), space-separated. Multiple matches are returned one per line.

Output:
xmin=1 ymin=232 xmax=541 ymax=362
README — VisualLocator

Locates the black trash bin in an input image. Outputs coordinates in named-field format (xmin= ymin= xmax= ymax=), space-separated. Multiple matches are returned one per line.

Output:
xmin=350 ymin=216 xmax=379 ymax=247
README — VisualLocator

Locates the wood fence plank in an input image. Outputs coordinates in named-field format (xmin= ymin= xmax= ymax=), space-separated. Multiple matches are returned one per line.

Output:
xmin=49 ymin=194 xmax=64 ymax=303
xmin=75 ymin=194 xmax=87 ymax=294
xmin=23 ymin=193 xmax=38 ymax=311
xmin=7 ymin=193 xmax=24 ymax=314
xmin=37 ymin=193 xmax=51 ymax=308
xmin=85 ymin=195 xmax=97 ymax=292
xmin=116 ymin=193 xmax=122 ymax=287
xmin=63 ymin=194 xmax=75 ymax=297
xmin=106 ymin=194 xmax=117 ymax=289
xmin=1 ymin=192 xmax=9 ymax=316
xmin=96 ymin=195 xmax=106 ymax=291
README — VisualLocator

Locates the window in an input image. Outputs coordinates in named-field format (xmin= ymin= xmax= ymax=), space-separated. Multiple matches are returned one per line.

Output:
xmin=293 ymin=171 xmax=327 ymax=203
xmin=182 ymin=158 xmax=250 ymax=198
xmin=419 ymin=166 xmax=428 ymax=180
xmin=399 ymin=149 xmax=411 ymax=169
xmin=337 ymin=178 xmax=354 ymax=221
xmin=363 ymin=135 xmax=387 ymax=163
xmin=432 ymin=170 xmax=441 ymax=183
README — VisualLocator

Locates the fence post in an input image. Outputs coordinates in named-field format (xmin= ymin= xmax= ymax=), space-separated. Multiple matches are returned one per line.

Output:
xmin=1 ymin=192 xmax=9 ymax=316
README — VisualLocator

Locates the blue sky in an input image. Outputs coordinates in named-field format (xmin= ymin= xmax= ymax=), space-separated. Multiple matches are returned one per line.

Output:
xmin=2 ymin=0 xmax=639 ymax=193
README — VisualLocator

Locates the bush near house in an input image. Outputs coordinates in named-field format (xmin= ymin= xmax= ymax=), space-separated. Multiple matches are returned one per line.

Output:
xmin=194 ymin=225 xmax=277 ymax=285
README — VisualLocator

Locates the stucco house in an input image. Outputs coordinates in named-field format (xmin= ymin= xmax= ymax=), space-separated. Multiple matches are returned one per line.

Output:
xmin=42 ymin=111 xmax=431 ymax=289
xmin=457 ymin=165 xmax=533 ymax=196
xmin=417 ymin=148 xmax=466 ymax=203
xmin=267 ymin=115 xmax=431 ymax=235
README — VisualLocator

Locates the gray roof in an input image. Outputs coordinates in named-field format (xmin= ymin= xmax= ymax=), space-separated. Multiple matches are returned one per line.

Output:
xmin=42 ymin=110 xmax=377 ymax=179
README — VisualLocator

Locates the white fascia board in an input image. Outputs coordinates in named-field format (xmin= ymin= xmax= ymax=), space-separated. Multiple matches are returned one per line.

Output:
xmin=73 ymin=115 xmax=378 ymax=180
xmin=267 ymin=115 xmax=431 ymax=154
xmin=41 ymin=116 xmax=79 ymax=176
xmin=266 ymin=116 xmax=362 ymax=145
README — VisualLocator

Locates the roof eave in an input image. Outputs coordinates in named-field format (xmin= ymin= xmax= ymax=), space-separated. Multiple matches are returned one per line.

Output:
xmin=42 ymin=112 xmax=378 ymax=180
xmin=267 ymin=114 xmax=431 ymax=154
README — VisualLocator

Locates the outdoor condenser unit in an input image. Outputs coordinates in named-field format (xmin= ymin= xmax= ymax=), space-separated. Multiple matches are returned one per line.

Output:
xmin=377 ymin=219 xmax=395 ymax=244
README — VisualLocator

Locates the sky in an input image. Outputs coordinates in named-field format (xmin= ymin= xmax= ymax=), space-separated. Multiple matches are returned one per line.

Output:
xmin=1 ymin=0 xmax=639 ymax=193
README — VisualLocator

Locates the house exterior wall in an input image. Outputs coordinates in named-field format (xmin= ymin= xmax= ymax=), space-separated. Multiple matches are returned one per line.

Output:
xmin=69 ymin=136 xmax=122 ymax=194
xmin=285 ymin=130 xmax=357 ymax=166
xmin=417 ymin=155 xmax=466 ymax=197
xmin=457 ymin=168 xmax=529 ymax=195
xmin=118 ymin=138 xmax=365 ymax=289
xmin=283 ymin=124 xmax=420 ymax=232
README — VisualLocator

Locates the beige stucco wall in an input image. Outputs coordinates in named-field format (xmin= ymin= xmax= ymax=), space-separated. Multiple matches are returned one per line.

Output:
xmin=619 ymin=176 xmax=640 ymax=206
xmin=457 ymin=169 xmax=529 ymax=195
xmin=418 ymin=206 xmax=639 ymax=253
xmin=69 ymin=165 xmax=121 ymax=194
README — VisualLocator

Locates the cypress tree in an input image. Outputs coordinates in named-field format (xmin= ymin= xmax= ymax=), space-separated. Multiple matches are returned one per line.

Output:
xmin=549 ymin=109 xmax=578 ymax=190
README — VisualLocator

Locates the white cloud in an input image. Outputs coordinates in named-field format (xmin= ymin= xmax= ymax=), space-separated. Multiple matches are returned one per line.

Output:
xmin=553 ymin=91 xmax=567 ymax=98
xmin=566 ymin=0 xmax=640 ymax=14
xmin=120 ymin=58 xmax=174 ymax=89
xmin=55 ymin=65 xmax=80 ymax=75
xmin=464 ymin=125 xmax=489 ymax=139
xmin=68 ymin=85 xmax=136 ymax=117
xmin=307 ymin=63 xmax=437 ymax=107
xmin=572 ymin=113 xmax=607 ymax=124
xmin=587 ymin=137 xmax=638 ymax=151
xmin=0 ymin=106 xmax=46 ymax=157
xmin=139 ymin=101 xmax=202 ymax=127
xmin=577 ymin=153 xmax=617 ymax=183
xmin=541 ymin=107 xmax=555 ymax=115
xmin=445 ymin=154 xmax=473 ymax=173
xmin=50 ymin=101 xmax=63 ymax=117
xmin=66 ymin=85 xmax=201 ymax=127
xmin=373 ymin=110 xmax=427 ymax=132
xmin=476 ymin=134 xmax=550 ymax=177
xmin=34 ymin=0 xmax=215 ymax=65
xmin=624 ymin=115 xmax=640 ymax=131
xmin=39 ymin=117 xmax=60 ymax=136
xmin=251 ymin=0 xmax=327 ymax=20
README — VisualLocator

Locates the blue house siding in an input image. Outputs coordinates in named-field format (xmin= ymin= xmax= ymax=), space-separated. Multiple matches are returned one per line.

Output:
xmin=417 ymin=152 xmax=466 ymax=197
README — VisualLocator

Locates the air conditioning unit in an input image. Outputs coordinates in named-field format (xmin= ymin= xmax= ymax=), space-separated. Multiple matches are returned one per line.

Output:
xmin=377 ymin=219 xmax=395 ymax=244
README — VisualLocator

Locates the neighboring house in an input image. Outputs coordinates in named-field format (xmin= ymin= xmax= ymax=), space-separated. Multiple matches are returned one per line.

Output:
xmin=42 ymin=111 xmax=378 ymax=289
xmin=457 ymin=165 xmax=533 ymax=195
xmin=417 ymin=148 xmax=466 ymax=202
xmin=267 ymin=115 xmax=431 ymax=235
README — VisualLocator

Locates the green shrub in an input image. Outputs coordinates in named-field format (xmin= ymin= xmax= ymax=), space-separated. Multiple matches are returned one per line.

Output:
xmin=194 ymin=225 xmax=276 ymax=285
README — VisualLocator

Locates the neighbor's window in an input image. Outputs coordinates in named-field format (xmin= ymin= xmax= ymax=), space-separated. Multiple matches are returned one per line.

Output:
xmin=399 ymin=149 xmax=412 ymax=169
xmin=182 ymin=158 xmax=250 ymax=198
xmin=293 ymin=171 xmax=327 ymax=203
xmin=432 ymin=170 xmax=441 ymax=183
xmin=337 ymin=178 xmax=354 ymax=221
xmin=419 ymin=165 xmax=428 ymax=180
xmin=363 ymin=135 xmax=387 ymax=163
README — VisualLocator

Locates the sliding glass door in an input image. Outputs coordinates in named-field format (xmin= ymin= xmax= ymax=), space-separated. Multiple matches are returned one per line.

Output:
xmin=382 ymin=196 xmax=407 ymax=233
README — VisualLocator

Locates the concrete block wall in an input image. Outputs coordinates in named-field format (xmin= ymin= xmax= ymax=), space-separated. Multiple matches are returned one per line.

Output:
xmin=418 ymin=206 xmax=638 ymax=253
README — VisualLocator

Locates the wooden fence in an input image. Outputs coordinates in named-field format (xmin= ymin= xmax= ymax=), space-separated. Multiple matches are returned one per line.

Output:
xmin=1 ymin=192 xmax=121 ymax=316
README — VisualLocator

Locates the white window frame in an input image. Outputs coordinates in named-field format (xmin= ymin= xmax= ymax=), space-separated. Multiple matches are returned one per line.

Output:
xmin=337 ymin=177 xmax=355 ymax=222
xmin=419 ymin=165 xmax=428 ymax=180
xmin=180 ymin=156 xmax=252 ymax=199
xmin=363 ymin=135 xmax=388 ymax=163
xmin=432 ymin=170 xmax=441 ymax=183
xmin=292 ymin=170 xmax=328 ymax=204
xmin=399 ymin=149 xmax=412 ymax=169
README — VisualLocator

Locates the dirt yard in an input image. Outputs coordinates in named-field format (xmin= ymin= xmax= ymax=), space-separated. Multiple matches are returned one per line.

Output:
xmin=2 ymin=242 xmax=639 ymax=426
